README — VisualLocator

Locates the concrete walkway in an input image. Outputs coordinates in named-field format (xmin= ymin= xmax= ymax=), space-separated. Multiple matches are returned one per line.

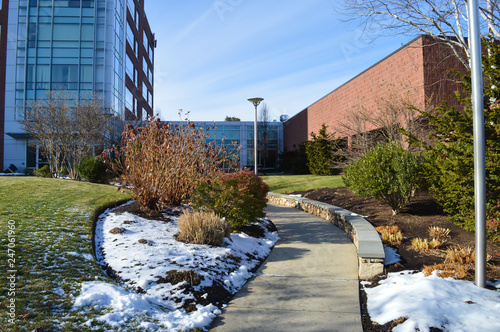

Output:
xmin=210 ymin=204 xmax=363 ymax=332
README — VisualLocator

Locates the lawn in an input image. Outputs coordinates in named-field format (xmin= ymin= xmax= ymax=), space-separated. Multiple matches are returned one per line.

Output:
xmin=0 ymin=177 xmax=130 ymax=331
xmin=261 ymin=174 xmax=344 ymax=193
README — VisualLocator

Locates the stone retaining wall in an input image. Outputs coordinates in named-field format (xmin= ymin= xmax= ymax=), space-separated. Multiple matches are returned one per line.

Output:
xmin=267 ymin=192 xmax=385 ymax=280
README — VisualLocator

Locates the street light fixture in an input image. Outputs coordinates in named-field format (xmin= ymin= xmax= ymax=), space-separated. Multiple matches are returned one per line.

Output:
xmin=248 ymin=97 xmax=264 ymax=175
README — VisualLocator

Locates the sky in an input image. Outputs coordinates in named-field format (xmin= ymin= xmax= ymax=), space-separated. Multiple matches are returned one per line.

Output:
xmin=143 ymin=0 xmax=412 ymax=122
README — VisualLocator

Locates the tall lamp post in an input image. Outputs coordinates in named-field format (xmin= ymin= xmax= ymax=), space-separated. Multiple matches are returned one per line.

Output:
xmin=248 ymin=97 xmax=264 ymax=175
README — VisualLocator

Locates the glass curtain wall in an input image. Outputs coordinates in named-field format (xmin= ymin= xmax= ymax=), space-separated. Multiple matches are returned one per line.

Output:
xmin=14 ymin=0 xmax=113 ymax=119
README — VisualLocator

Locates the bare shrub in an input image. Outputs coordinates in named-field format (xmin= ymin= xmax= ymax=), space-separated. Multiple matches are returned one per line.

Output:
xmin=337 ymin=82 xmax=422 ymax=162
xmin=108 ymin=116 xmax=237 ymax=211
xmin=21 ymin=90 xmax=112 ymax=177
xmin=177 ymin=211 xmax=230 ymax=246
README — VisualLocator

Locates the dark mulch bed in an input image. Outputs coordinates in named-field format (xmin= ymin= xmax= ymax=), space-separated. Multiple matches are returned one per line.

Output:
xmin=289 ymin=187 xmax=500 ymax=331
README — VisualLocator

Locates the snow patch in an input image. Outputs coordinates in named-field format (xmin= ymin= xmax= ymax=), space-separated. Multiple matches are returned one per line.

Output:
xmin=365 ymin=271 xmax=500 ymax=332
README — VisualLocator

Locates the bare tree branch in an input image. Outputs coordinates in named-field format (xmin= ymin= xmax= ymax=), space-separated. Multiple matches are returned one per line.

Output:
xmin=339 ymin=0 xmax=500 ymax=71
xmin=21 ymin=90 xmax=112 ymax=177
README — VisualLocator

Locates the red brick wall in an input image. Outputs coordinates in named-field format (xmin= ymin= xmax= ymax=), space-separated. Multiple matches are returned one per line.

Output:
xmin=422 ymin=36 xmax=467 ymax=109
xmin=283 ymin=108 xmax=308 ymax=150
xmin=284 ymin=35 xmax=465 ymax=151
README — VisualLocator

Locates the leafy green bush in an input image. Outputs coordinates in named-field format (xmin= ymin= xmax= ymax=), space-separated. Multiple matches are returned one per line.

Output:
xmin=343 ymin=142 xmax=420 ymax=215
xmin=191 ymin=170 xmax=269 ymax=230
xmin=34 ymin=165 xmax=52 ymax=178
xmin=305 ymin=124 xmax=343 ymax=175
xmin=76 ymin=156 xmax=110 ymax=183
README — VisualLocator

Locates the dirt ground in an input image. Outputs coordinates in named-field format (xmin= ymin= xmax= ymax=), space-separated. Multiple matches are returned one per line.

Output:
xmin=289 ymin=187 xmax=500 ymax=331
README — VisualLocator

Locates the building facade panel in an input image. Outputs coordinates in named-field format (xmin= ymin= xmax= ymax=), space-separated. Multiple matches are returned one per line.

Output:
xmin=2 ymin=0 xmax=154 ymax=171
xmin=168 ymin=121 xmax=284 ymax=171
xmin=0 ymin=0 xmax=9 ymax=171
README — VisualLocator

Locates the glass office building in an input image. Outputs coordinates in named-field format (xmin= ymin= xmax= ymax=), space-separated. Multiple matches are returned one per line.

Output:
xmin=2 ymin=0 xmax=154 ymax=171
xmin=170 ymin=121 xmax=284 ymax=171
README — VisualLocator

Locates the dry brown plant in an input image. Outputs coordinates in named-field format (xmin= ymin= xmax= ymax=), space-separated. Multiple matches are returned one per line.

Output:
xmin=428 ymin=237 xmax=445 ymax=249
xmin=423 ymin=263 xmax=468 ymax=279
xmin=177 ymin=211 xmax=230 ymax=246
xmin=381 ymin=231 xmax=403 ymax=245
xmin=445 ymin=245 xmax=475 ymax=266
xmin=108 ymin=114 xmax=239 ymax=211
xmin=411 ymin=237 xmax=430 ymax=250
xmin=375 ymin=225 xmax=400 ymax=234
xmin=428 ymin=226 xmax=451 ymax=239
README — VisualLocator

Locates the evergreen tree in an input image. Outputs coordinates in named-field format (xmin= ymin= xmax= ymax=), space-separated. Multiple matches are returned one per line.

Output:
xmin=403 ymin=37 xmax=500 ymax=238
xmin=305 ymin=124 xmax=343 ymax=175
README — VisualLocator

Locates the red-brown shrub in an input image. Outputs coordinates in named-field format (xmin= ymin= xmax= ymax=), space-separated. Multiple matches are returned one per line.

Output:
xmin=108 ymin=117 xmax=237 ymax=211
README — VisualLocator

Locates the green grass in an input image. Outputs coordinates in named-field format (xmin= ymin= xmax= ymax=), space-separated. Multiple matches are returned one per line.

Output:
xmin=0 ymin=177 xmax=131 ymax=331
xmin=261 ymin=174 xmax=344 ymax=193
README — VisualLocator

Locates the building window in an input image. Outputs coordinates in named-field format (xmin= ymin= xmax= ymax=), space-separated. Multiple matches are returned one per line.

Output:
xmin=143 ymin=30 xmax=149 ymax=52
xmin=51 ymin=64 xmax=78 ymax=89
xmin=80 ymin=65 xmax=93 ymax=83
xmin=143 ymin=56 xmax=148 ymax=81
xmin=53 ymin=24 xmax=79 ymax=40
xmin=126 ymin=86 xmax=133 ymax=110
xmin=127 ymin=0 xmax=135 ymax=15
xmin=81 ymin=24 xmax=94 ymax=41
xmin=126 ymin=53 xmax=134 ymax=80
xmin=127 ymin=21 xmax=134 ymax=45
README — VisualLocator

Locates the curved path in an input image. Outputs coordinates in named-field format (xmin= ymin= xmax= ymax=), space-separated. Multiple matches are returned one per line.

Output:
xmin=209 ymin=203 xmax=362 ymax=332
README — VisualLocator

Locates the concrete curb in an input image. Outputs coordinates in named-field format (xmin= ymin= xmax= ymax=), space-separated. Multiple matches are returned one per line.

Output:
xmin=267 ymin=192 xmax=385 ymax=280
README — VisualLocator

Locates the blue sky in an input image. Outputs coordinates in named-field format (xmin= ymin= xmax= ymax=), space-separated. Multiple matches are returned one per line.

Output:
xmin=144 ymin=0 xmax=412 ymax=122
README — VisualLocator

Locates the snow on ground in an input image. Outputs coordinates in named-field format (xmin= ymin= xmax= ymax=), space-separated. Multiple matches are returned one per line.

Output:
xmin=72 ymin=201 xmax=279 ymax=331
xmin=364 ymin=270 xmax=500 ymax=332
xmin=71 ymin=200 xmax=500 ymax=331
xmin=383 ymin=245 xmax=401 ymax=265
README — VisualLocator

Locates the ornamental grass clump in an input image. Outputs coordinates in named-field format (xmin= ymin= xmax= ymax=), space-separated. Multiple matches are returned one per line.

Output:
xmin=411 ymin=237 xmax=444 ymax=251
xmin=343 ymin=142 xmax=420 ymax=215
xmin=177 ymin=211 xmax=230 ymax=246
xmin=423 ymin=263 xmax=468 ymax=279
xmin=107 ymin=116 xmax=236 ymax=211
xmin=428 ymin=226 xmax=450 ymax=240
xmin=445 ymin=245 xmax=475 ymax=266
xmin=191 ymin=170 xmax=269 ymax=230
xmin=375 ymin=225 xmax=403 ymax=245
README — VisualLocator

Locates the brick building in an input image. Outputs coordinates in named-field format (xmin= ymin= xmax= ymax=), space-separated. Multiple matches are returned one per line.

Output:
xmin=283 ymin=35 xmax=467 ymax=151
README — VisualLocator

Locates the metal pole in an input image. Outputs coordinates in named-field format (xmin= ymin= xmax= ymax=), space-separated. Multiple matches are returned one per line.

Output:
xmin=248 ymin=98 xmax=263 ymax=175
xmin=254 ymin=104 xmax=258 ymax=175
xmin=468 ymin=0 xmax=487 ymax=288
